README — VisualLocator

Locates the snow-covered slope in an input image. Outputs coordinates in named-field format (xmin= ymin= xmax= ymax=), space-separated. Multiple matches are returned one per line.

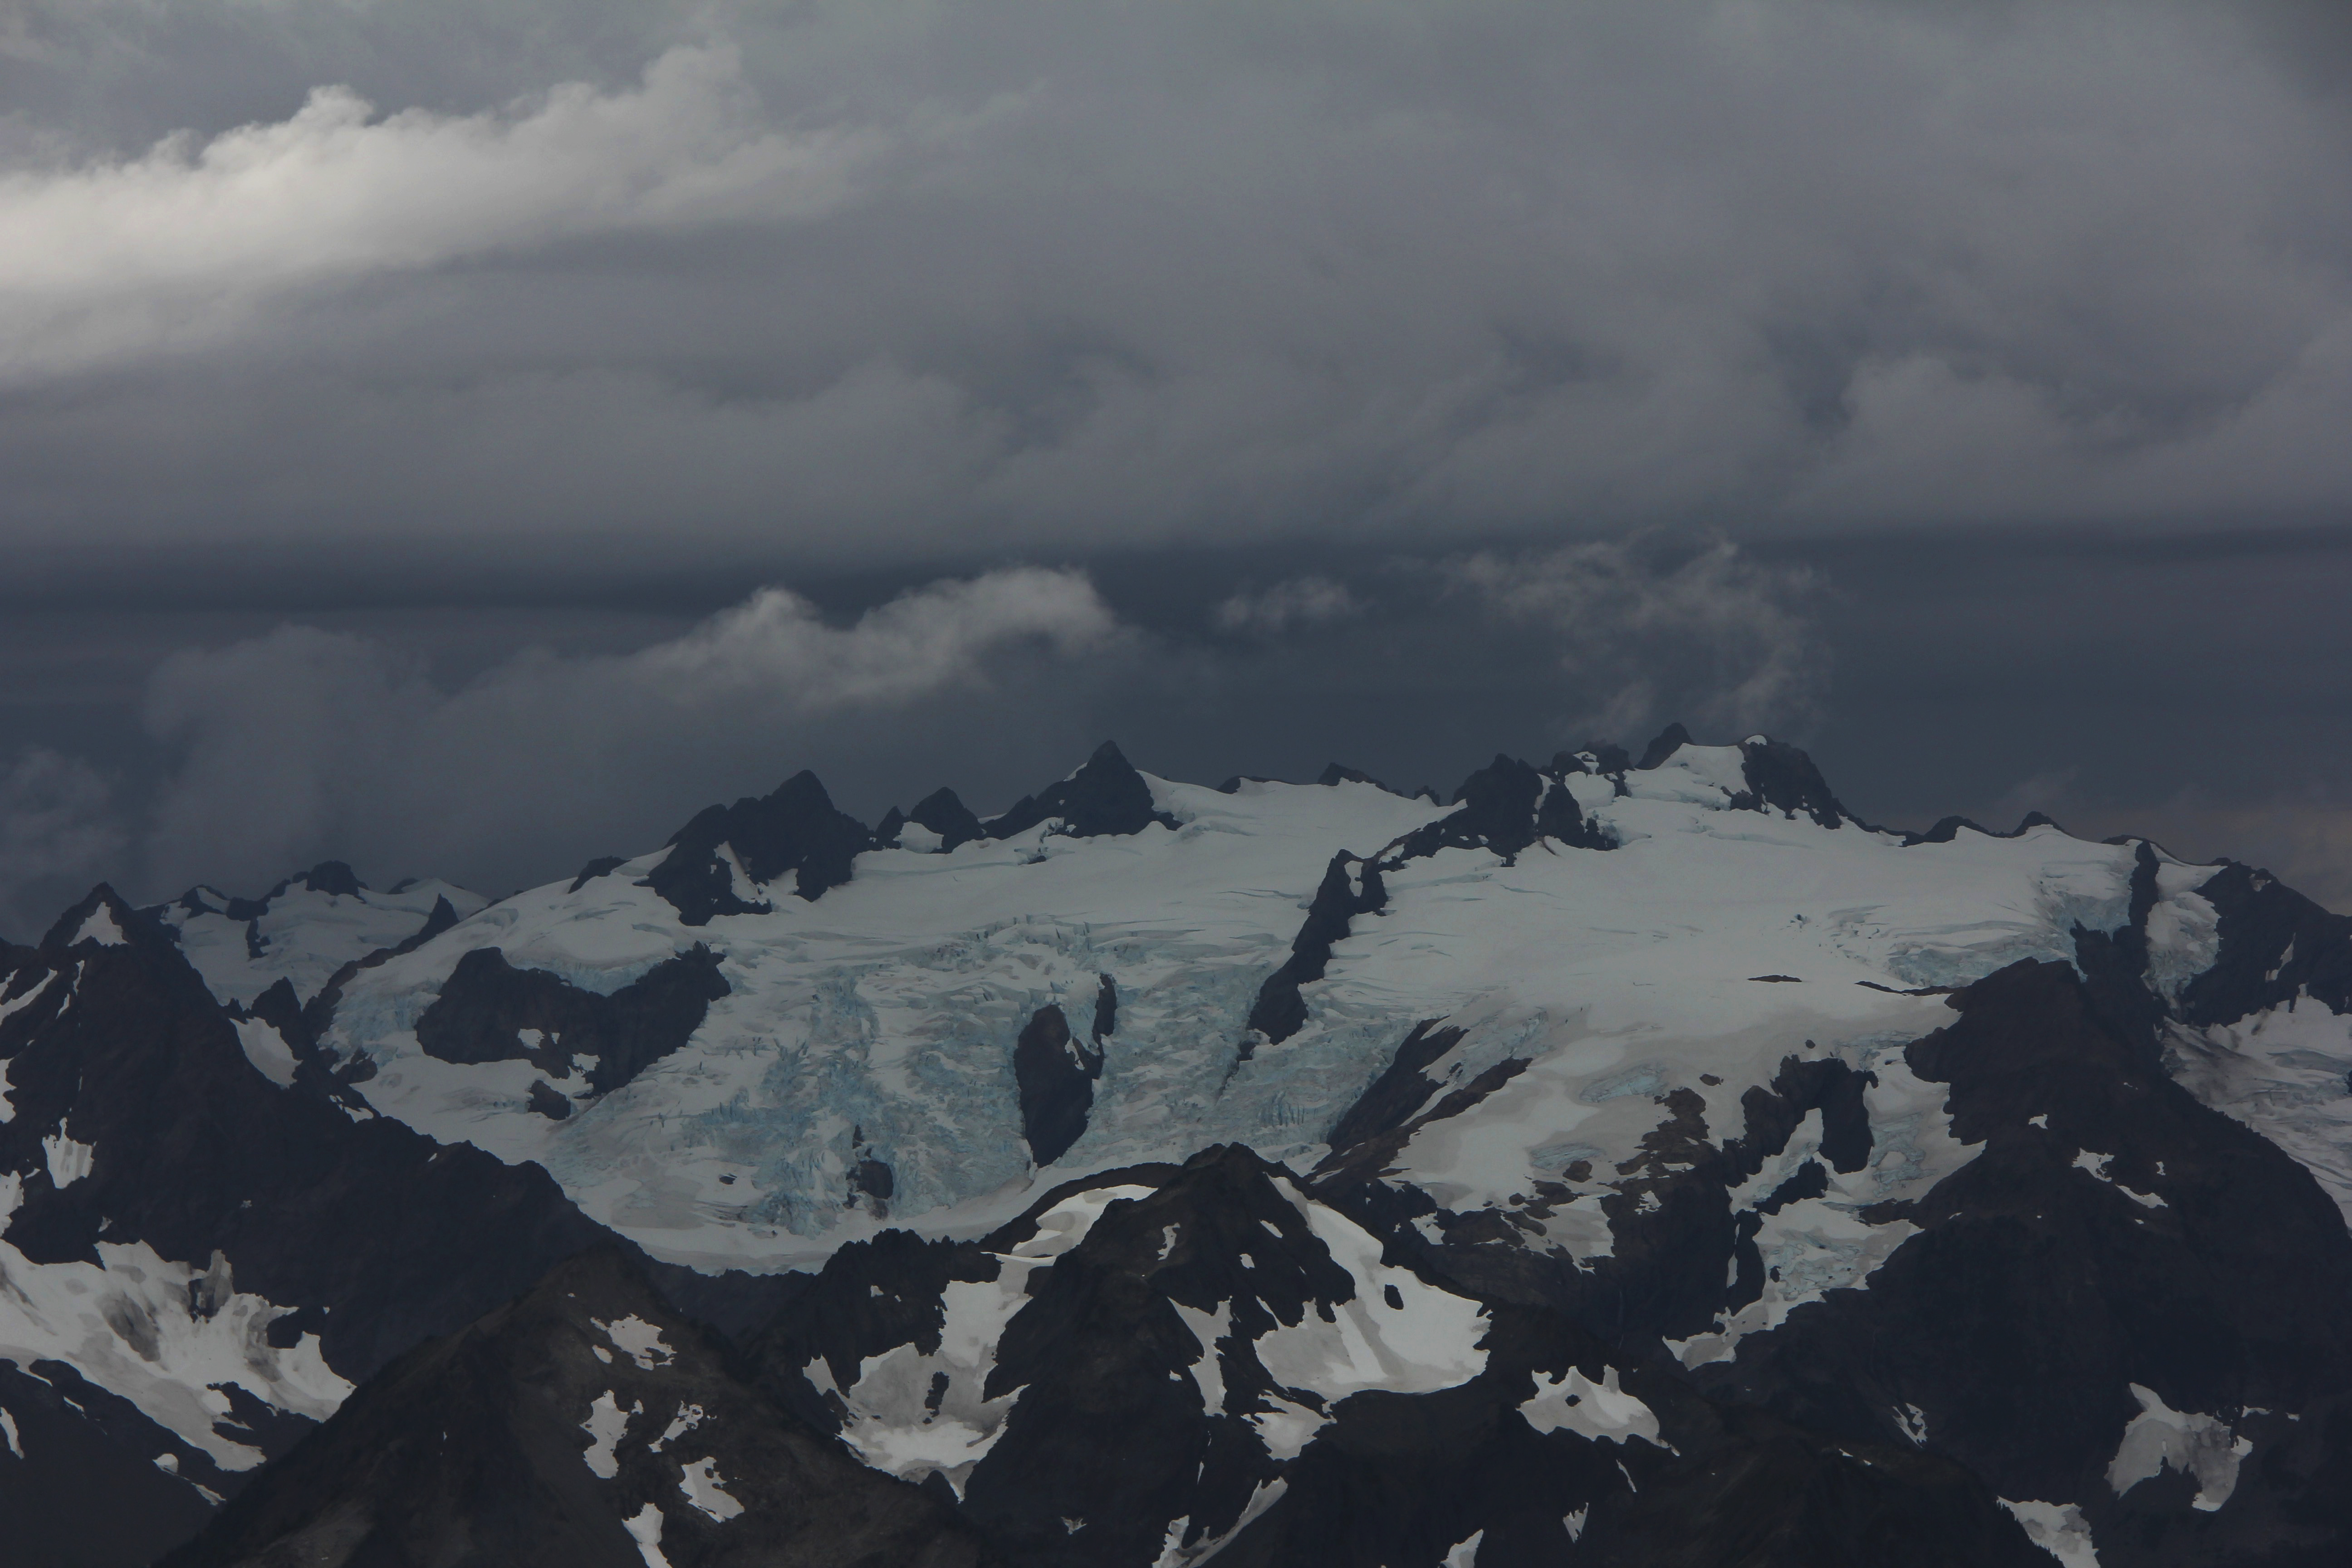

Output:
xmin=12 ymin=728 xmax=2352 ymax=1568
xmin=303 ymin=735 xmax=2318 ymax=1275
xmin=148 ymin=862 xmax=485 ymax=1006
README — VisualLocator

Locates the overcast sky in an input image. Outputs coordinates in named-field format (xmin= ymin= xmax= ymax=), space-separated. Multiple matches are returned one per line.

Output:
xmin=4 ymin=0 xmax=2351 ymax=936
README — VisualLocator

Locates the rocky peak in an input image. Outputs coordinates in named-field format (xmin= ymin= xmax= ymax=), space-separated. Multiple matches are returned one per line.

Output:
xmin=645 ymin=769 xmax=875 ymax=924
xmin=985 ymin=740 xmax=1178 ymax=840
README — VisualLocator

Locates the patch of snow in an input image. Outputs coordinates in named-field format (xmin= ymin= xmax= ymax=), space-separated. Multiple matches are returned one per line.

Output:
xmin=826 ymin=1183 xmax=1156 ymax=1495
xmin=623 ymin=1501 xmax=673 ymax=1568
xmin=1258 ymin=1186 xmax=1488 ymax=1409
xmin=1519 ymin=1367 xmax=1665 ymax=1449
xmin=678 ymin=1455 xmax=744 ymax=1522
xmin=1668 ymin=1102 xmax=1932 ymax=1368
xmin=1247 ymin=1393 xmax=1330 ymax=1461
xmin=2107 ymin=1384 xmax=2250 ymax=1512
xmin=2144 ymin=887 xmax=2221 ymax=1002
xmin=2073 ymin=1151 xmax=2165 ymax=1210
xmin=581 ymin=1389 xmax=635 ymax=1479
xmin=75 ymin=906 xmax=127 ymax=946
xmin=0 ymin=1407 xmax=18 ymax=1458
xmin=1163 ymin=1478 xmax=1287 ymax=1566
xmin=41 ymin=1129 xmax=94 ymax=1188
xmin=234 ymin=1018 xmax=300 ymax=1089
xmin=652 ymin=1402 xmax=703 ymax=1450
xmin=1442 ymin=1529 xmax=1484 ymax=1567
xmin=1896 ymin=1403 xmax=1928 ymax=1445
xmin=1171 ymin=1299 xmax=1232 ymax=1414
xmin=597 ymin=1315 xmax=673 ymax=1370
xmin=1151 ymin=1517 xmax=1192 ymax=1568
xmin=2167 ymin=1001 xmax=2352 ymax=1224
xmin=2001 ymin=1499 xmax=2101 ymax=1567
xmin=1563 ymin=1506 xmax=1587 ymax=1542
xmin=0 ymin=1230 xmax=351 ymax=1470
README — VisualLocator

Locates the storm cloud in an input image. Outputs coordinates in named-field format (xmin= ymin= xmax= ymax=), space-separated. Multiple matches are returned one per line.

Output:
xmin=3 ymin=2 xmax=2350 ymax=930
xmin=1 ymin=0 xmax=2348 ymax=565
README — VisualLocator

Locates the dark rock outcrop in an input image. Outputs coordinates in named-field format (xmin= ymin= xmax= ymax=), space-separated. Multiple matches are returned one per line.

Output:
xmin=908 ymin=787 xmax=987 ymax=850
xmin=413 ymin=944 xmax=730 ymax=1096
xmin=299 ymin=861 xmax=366 ymax=898
xmin=1092 ymin=972 xmax=1118 ymax=1043
xmin=2176 ymin=860 xmax=2352 ymax=1026
xmin=1246 ymin=853 xmax=1389 ymax=1046
xmin=746 ymin=1145 xmax=2045 ymax=1568
xmin=1013 ymin=1003 xmax=1105 ymax=1166
xmin=1696 ymin=960 xmax=2352 ymax=1564
xmin=159 ymin=1249 xmax=1000 ymax=1568
xmin=1733 ymin=737 xmax=1850 ymax=829
xmin=0 ymin=1357 xmax=239 ymax=1568
xmin=569 ymin=856 xmax=628 ymax=892
xmin=647 ymin=770 xmax=874 ymax=924
xmin=1318 ymin=763 xmax=1405 ymax=794
xmin=3 ymin=889 xmax=621 ymax=1380
xmin=1390 ymin=755 xmax=1612 ymax=867
xmin=987 ymin=742 xmax=1177 ymax=840
xmin=1637 ymin=723 xmax=1695 ymax=770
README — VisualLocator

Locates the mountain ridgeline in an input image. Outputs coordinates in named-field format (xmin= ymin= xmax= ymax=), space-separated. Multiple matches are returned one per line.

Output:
xmin=1 ymin=725 xmax=2347 ymax=1568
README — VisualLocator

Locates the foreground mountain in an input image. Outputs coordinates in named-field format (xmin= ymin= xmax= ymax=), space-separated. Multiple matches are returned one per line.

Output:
xmin=159 ymin=1249 xmax=994 ymax=1568
xmin=0 ymin=888 xmax=775 ymax=1564
xmin=3 ymin=729 xmax=2349 ymax=1564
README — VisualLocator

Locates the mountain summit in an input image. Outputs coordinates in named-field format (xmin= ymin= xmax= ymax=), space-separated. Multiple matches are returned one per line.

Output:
xmin=5 ymin=729 xmax=2349 ymax=1566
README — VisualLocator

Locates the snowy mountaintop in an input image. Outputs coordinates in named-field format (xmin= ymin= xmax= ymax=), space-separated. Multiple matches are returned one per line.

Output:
xmin=146 ymin=863 xmax=485 ymax=1006
xmin=272 ymin=725 xmax=2330 ymax=1280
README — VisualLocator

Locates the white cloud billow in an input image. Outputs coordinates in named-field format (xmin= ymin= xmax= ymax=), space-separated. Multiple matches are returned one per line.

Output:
xmin=0 ymin=44 xmax=874 ymax=377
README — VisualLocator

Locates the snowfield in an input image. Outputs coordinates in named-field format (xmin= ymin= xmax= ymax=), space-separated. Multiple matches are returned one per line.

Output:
xmin=288 ymin=741 xmax=2313 ymax=1275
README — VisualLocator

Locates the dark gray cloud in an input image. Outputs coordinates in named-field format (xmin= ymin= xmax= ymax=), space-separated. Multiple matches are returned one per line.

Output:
xmin=10 ymin=524 xmax=2352 ymax=937
xmin=3 ymin=4 xmax=2350 ymax=930
xmin=2 ymin=1 xmax=2349 ymax=568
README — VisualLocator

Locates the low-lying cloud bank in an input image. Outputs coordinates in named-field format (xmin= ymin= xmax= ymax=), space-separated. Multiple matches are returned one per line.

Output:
xmin=0 ymin=541 xmax=1835 ymax=924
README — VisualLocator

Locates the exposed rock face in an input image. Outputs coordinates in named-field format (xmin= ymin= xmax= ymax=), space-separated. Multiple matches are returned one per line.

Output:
xmin=1695 ymin=960 xmax=2352 ymax=1561
xmin=1732 ymin=736 xmax=1851 ymax=829
xmin=1390 ymin=753 xmax=1614 ymax=867
xmin=1012 ymin=1004 xmax=1105 ymax=1166
xmin=909 ymin=787 xmax=987 ymax=850
xmin=1246 ymin=853 xmax=1389 ymax=1046
xmin=158 ymin=1249 xmax=1000 ymax=1568
xmin=11 ymin=729 xmax=2352 ymax=1567
xmin=413 ymin=943 xmax=730 ymax=1095
xmin=647 ymin=769 xmax=875 ymax=923
xmin=0 ymin=888 xmax=641 ymax=1558
xmin=2177 ymin=861 xmax=2352 ymax=1024
xmin=1637 ymin=723 xmax=1696 ymax=770
xmin=2 ymin=890 xmax=623 ymax=1376
xmin=736 ymin=1144 xmax=2045 ymax=1568
xmin=569 ymin=856 xmax=628 ymax=892
xmin=986 ymin=741 xmax=1178 ymax=840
